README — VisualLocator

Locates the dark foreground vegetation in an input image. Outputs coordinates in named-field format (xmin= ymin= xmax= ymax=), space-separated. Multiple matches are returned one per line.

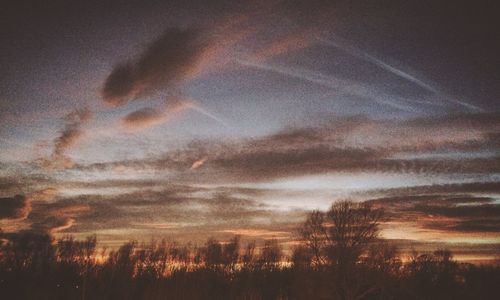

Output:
xmin=1 ymin=201 xmax=499 ymax=300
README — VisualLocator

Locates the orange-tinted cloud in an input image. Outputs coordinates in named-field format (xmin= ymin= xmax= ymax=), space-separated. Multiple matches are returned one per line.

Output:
xmin=30 ymin=216 xmax=76 ymax=234
xmin=367 ymin=194 xmax=500 ymax=237
xmin=218 ymin=228 xmax=291 ymax=238
xmin=247 ymin=30 xmax=314 ymax=62
xmin=121 ymin=99 xmax=195 ymax=130
xmin=190 ymin=157 xmax=208 ymax=170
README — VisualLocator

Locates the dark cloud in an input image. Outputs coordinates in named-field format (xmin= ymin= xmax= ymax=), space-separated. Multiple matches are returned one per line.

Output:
xmin=448 ymin=219 xmax=500 ymax=233
xmin=69 ymin=112 xmax=500 ymax=182
xmin=122 ymin=107 xmax=163 ymax=126
xmin=0 ymin=195 xmax=30 ymax=220
xmin=411 ymin=204 xmax=500 ymax=219
xmin=201 ymin=113 xmax=500 ymax=180
xmin=121 ymin=99 xmax=194 ymax=130
xmin=74 ymin=144 xmax=387 ymax=182
xmin=102 ymin=28 xmax=211 ymax=106
xmin=18 ymin=185 xmax=303 ymax=244
xmin=368 ymin=195 xmax=496 ymax=208
xmin=0 ymin=176 xmax=18 ymax=191
xmin=59 ymin=179 xmax=168 ymax=190
xmin=363 ymin=181 xmax=500 ymax=199
xmin=413 ymin=202 xmax=500 ymax=234
xmin=209 ymin=146 xmax=382 ymax=181
xmin=26 ymin=197 xmax=100 ymax=234
xmin=367 ymin=194 xmax=500 ymax=235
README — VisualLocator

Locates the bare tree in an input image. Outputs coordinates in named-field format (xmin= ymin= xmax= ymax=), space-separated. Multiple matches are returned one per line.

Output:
xmin=291 ymin=245 xmax=313 ymax=269
xmin=241 ymin=240 xmax=256 ymax=267
xmin=327 ymin=200 xmax=383 ymax=268
xmin=258 ymin=239 xmax=282 ymax=267
xmin=203 ymin=237 xmax=223 ymax=268
xmin=301 ymin=200 xmax=383 ymax=268
xmin=222 ymin=235 xmax=240 ymax=270
xmin=300 ymin=200 xmax=384 ymax=300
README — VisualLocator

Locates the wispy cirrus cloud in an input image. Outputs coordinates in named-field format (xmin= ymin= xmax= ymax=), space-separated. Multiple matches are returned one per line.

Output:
xmin=54 ymin=108 xmax=93 ymax=156
xmin=35 ymin=108 xmax=93 ymax=170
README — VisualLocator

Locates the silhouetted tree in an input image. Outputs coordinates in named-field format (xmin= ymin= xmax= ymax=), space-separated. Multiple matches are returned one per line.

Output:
xmin=222 ymin=235 xmax=240 ymax=270
xmin=203 ymin=237 xmax=223 ymax=268
xmin=300 ymin=200 xmax=384 ymax=300
xmin=258 ymin=239 xmax=282 ymax=268
xmin=301 ymin=200 xmax=383 ymax=266
xmin=1 ymin=202 xmax=500 ymax=300
xmin=291 ymin=245 xmax=313 ymax=269
xmin=405 ymin=249 xmax=463 ymax=300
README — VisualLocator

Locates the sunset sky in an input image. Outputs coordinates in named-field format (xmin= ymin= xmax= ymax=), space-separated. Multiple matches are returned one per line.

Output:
xmin=1 ymin=0 xmax=499 ymax=262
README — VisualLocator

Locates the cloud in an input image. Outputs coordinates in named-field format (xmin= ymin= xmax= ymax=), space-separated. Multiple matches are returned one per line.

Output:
xmin=0 ymin=176 xmax=19 ymax=193
xmin=59 ymin=179 xmax=168 ymax=190
xmin=11 ymin=186 xmax=297 ymax=244
xmin=0 ymin=188 xmax=61 ymax=234
xmin=218 ymin=228 xmax=291 ymax=238
xmin=72 ymin=112 xmax=500 ymax=182
xmin=54 ymin=108 xmax=93 ymax=156
xmin=101 ymin=21 xmax=250 ymax=133
xmin=190 ymin=157 xmax=208 ymax=170
xmin=362 ymin=181 xmax=500 ymax=199
xmin=30 ymin=216 xmax=76 ymax=234
xmin=247 ymin=30 xmax=314 ymax=62
xmin=121 ymin=98 xmax=195 ymax=130
xmin=0 ymin=195 xmax=30 ymax=220
xmin=36 ymin=108 xmax=93 ymax=170
xmin=209 ymin=145 xmax=384 ymax=181
xmin=367 ymin=194 xmax=500 ymax=235
xmin=102 ymin=26 xmax=227 ymax=106
xmin=24 ymin=195 xmax=93 ymax=234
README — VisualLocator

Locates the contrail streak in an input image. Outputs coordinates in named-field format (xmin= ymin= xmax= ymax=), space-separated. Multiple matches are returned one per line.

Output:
xmin=190 ymin=103 xmax=230 ymax=128
xmin=318 ymin=36 xmax=484 ymax=112
xmin=236 ymin=59 xmax=418 ymax=113
xmin=318 ymin=37 xmax=436 ymax=92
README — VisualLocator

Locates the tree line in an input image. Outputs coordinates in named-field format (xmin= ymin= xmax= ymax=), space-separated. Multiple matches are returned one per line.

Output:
xmin=1 ymin=200 xmax=499 ymax=299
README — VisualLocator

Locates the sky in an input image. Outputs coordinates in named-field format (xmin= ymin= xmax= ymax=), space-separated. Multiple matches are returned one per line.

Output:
xmin=1 ymin=0 xmax=499 ymax=262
